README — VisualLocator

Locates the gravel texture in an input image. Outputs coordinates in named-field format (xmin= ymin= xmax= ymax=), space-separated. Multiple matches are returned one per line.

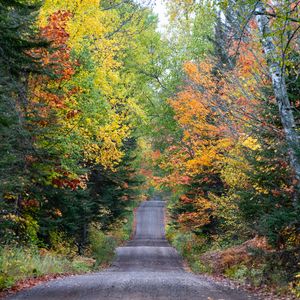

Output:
xmin=7 ymin=198 xmax=260 ymax=300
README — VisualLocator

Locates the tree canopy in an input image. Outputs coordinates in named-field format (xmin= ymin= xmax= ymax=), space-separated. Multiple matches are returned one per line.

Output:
xmin=0 ymin=0 xmax=299 ymax=296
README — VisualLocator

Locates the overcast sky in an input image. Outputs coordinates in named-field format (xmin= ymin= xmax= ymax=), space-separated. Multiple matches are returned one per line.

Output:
xmin=152 ymin=0 xmax=168 ymax=32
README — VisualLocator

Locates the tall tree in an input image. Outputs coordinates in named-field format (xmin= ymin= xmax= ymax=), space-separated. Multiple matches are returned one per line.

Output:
xmin=0 ymin=0 xmax=47 ymax=243
xmin=254 ymin=0 xmax=300 ymax=198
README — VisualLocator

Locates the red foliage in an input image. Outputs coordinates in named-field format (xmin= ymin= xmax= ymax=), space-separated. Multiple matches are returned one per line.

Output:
xmin=52 ymin=177 xmax=81 ymax=190
xmin=40 ymin=11 xmax=75 ymax=79
xmin=30 ymin=10 xmax=79 ymax=112
xmin=21 ymin=199 xmax=40 ymax=208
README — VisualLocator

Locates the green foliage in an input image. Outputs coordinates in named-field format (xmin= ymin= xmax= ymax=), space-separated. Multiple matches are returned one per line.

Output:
xmin=48 ymin=231 xmax=75 ymax=256
xmin=0 ymin=0 xmax=48 ymax=193
xmin=0 ymin=0 xmax=46 ymax=76
xmin=0 ymin=0 xmax=156 ymax=248
xmin=223 ymin=247 xmax=299 ymax=290
xmin=88 ymin=227 xmax=116 ymax=267
xmin=34 ymin=143 xmax=140 ymax=252
xmin=225 ymin=264 xmax=264 ymax=286
xmin=0 ymin=246 xmax=93 ymax=290
xmin=236 ymin=102 xmax=299 ymax=247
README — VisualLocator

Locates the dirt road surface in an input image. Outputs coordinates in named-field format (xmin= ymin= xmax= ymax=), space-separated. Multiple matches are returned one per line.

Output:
xmin=7 ymin=198 xmax=259 ymax=300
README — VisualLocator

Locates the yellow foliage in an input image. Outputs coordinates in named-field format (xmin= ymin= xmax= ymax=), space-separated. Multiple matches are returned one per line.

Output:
xmin=220 ymin=144 xmax=250 ymax=189
xmin=34 ymin=0 xmax=146 ymax=171
xmin=242 ymin=136 xmax=261 ymax=151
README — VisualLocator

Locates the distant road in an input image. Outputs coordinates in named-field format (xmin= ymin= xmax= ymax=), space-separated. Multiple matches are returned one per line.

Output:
xmin=8 ymin=198 xmax=258 ymax=300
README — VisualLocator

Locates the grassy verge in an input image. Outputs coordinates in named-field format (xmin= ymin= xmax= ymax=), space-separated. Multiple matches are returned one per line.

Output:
xmin=0 ymin=246 xmax=94 ymax=290
xmin=0 ymin=203 xmax=137 ymax=292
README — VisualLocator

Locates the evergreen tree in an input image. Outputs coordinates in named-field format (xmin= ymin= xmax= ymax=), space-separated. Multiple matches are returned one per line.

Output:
xmin=0 ymin=0 xmax=47 ymax=244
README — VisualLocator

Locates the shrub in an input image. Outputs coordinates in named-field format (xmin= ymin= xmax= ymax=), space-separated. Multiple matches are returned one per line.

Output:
xmin=291 ymin=272 xmax=300 ymax=298
xmin=88 ymin=227 xmax=116 ymax=267
xmin=49 ymin=231 xmax=76 ymax=256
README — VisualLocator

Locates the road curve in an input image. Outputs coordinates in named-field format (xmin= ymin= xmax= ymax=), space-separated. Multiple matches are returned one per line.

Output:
xmin=7 ymin=198 xmax=258 ymax=300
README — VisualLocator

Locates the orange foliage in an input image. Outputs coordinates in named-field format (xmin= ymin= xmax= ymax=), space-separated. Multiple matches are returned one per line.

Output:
xmin=177 ymin=195 xmax=215 ymax=230
xmin=200 ymin=236 xmax=271 ymax=273
xmin=156 ymin=34 xmax=268 ymax=230
xmin=29 ymin=10 xmax=79 ymax=113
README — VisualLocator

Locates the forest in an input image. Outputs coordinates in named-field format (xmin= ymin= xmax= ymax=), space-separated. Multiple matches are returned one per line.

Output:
xmin=0 ymin=0 xmax=299 ymax=298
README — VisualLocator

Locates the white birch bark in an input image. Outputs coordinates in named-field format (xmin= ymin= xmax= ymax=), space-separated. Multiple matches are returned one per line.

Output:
xmin=255 ymin=1 xmax=300 ymax=198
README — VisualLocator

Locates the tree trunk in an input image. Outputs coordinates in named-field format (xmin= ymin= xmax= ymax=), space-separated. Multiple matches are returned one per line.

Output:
xmin=255 ymin=1 xmax=300 ymax=200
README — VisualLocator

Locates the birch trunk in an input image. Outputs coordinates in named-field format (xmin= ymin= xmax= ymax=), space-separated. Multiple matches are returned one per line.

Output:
xmin=255 ymin=1 xmax=300 ymax=199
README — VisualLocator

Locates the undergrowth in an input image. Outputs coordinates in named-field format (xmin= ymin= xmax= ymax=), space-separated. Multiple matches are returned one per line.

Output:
xmin=0 ymin=203 xmax=136 ymax=291
xmin=166 ymin=225 xmax=300 ymax=297
xmin=0 ymin=246 xmax=93 ymax=290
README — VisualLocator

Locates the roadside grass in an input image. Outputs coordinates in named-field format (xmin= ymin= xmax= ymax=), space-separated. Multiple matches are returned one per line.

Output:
xmin=0 ymin=203 xmax=137 ymax=292
xmin=0 ymin=246 xmax=94 ymax=290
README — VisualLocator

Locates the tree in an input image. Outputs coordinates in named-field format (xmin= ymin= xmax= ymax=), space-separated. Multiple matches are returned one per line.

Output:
xmin=254 ymin=0 xmax=300 ymax=199
xmin=0 ymin=0 xmax=47 ymax=244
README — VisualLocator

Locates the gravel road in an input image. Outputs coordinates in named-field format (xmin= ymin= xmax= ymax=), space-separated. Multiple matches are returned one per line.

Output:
xmin=7 ymin=198 xmax=259 ymax=300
